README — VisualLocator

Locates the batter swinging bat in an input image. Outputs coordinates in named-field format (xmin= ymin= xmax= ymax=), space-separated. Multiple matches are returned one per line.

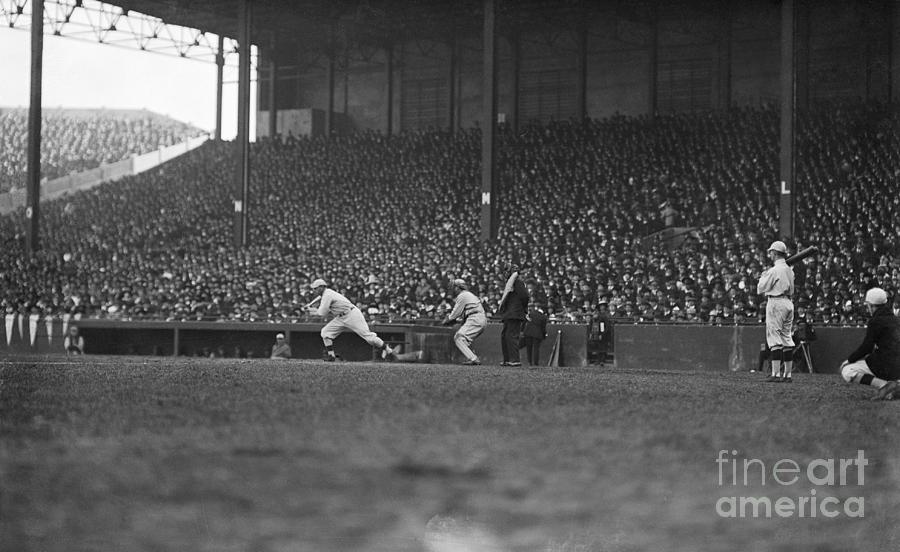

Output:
xmin=785 ymin=246 xmax=819 ymax=266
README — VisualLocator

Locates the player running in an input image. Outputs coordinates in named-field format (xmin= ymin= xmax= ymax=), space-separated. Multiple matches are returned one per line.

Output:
xmin=442 ymin=278 xmax=487 ymax=365
xmin=307 ymin=279 xmax=396 ymax=362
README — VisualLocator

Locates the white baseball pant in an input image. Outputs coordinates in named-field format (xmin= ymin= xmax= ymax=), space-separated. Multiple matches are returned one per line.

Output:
xmin=765 ymin=297 xmax=795 ymax=349
xmin=454 ymin=314 xmax=486 ymax=361
xmin=321 ymin=307 xmax=385 ymax=348
xmin=841 ymin=360 xmax=874 ymax=383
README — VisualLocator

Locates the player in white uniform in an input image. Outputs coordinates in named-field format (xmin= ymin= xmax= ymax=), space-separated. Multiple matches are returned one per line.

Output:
xmin=308 ymin=279 xmax=396 ymax=362
xmin=757 ymin=241 xmax=795 ymax=382
xmin=442 ymin=279 xmax=487 ymax=365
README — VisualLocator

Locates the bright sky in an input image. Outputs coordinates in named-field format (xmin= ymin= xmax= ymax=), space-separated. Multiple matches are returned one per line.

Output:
xmin=0 ymin=24 xmax=255 ymax=140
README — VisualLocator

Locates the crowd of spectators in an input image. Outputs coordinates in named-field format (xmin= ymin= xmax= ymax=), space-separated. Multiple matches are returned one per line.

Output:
xmin=1 ymin=101 xmax=898 ymax=327
xmin=0 ymin=108 xmax=203 ymax=193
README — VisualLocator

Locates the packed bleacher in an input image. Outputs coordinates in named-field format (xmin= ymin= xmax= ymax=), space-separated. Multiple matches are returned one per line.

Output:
xmin=1 ymin=102 xmax=898 ymax=326
xmin=0 ymin=108 xmax=203 ymax=193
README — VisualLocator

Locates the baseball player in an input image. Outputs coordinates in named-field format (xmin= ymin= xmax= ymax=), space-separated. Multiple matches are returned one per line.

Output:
xmin=757 ymin=241 xmax=795 ymax=382
xmin=442 ymin=279 xmax=487 ymax=365
xmin=307 ymin=279 xmax=396 ymax=362
xmin=839 ymin=287 xmax=900 ymax=400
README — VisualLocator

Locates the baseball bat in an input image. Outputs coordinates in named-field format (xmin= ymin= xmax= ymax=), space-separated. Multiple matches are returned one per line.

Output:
xmin=303 ymin=296 xmax=322 ymax=309
xmin=785 ymin=246 xmax=819 ymax=266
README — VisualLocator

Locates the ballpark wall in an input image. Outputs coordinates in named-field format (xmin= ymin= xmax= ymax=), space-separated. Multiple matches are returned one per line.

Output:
xmin=0 ymin=317 xmax=862 ymax=374
xmin=0 ymin=317 xmax=584 ymax=366
xmin=614 ymin=324 xmax=863 ymax=374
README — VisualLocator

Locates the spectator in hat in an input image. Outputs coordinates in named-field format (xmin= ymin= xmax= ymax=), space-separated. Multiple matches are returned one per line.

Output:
xmin=63 ymin=325 xmax=85 ymax=356
xmin=270 ymin=332 xmax=292 ymax=359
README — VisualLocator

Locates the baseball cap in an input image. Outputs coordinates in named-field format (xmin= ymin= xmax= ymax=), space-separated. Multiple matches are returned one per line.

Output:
xmin=276 ymin=333 xmax=285 ymax=339
xmin=767 ymin=241 xmax=788 ymax=254
xmin=865 ymin=287 xmax=888 ymax=305
xmin=452 ymin=279 xmax=468 ymax=289
xmin=311 ymin=279 xmax=327 ymax=288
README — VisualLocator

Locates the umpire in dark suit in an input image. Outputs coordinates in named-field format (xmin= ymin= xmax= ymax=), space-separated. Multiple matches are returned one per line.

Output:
xmin=497 ymin=264 xmax=530 ymax=366
xmin=522 ymin=305 xmax=549 ymax=366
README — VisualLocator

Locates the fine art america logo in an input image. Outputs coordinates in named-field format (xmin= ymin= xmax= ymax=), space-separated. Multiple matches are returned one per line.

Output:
xmin=715 ymin=450 xmax=867 ymax=518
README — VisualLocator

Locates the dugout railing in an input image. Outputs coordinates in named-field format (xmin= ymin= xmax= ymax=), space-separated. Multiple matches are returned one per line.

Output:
xmin=0 ymin=317 xmax=590 ymax=367
xmin=0 ymin=315 xmax=863 ymax=372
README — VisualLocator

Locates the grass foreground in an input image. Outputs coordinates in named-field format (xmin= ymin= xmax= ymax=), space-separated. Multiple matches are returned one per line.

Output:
xmin=1 ymin=355 xmax=898 ymax=552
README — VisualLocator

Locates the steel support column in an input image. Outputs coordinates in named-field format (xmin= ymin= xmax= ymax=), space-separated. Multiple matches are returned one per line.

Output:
xmin=648 ymin=1 xmax=658 ymax=116
xmin=343 ymin=31 xmax=350 ymax=117
xmin=343 ymin=53 xmax=350 ymax=116
xmin=26 ymin=0 xmax=44 ymax=255
xmin=215 ymin=35 xmax=224 ymax=141
xmin=385 ymin=44 xmax=394 ymax=136
xmin=891 ymin=0 xmax=900 ymax=102
xmin=481 ymin=0 xmax=498 ymax=242
xmin=576 ymin=16 xmax=587 ymax=122
xmin=779 ymin=0 xmax=796 ymax=240
xmin=510 ymin=32 xmax=520 ymax=134
xmin=233 ymin=0 xmax=252 ymax=247
xmin=268 ymin=53 xmax=277 ymax=137
xmin=448 ymin=37 xmax=457 ymax=133
xmin=326 ymin=53 xmax=335 ymax=136
xmin=718 ymin=6 xmax=732 ymax=109
xmin=795 ymin=0 xmax=810 ymax=111
xmin=455 ymin=43 xmax=462 ymax=130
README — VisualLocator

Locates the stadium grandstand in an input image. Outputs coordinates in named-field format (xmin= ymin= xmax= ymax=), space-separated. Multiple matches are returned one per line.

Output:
xmin=0 ymin=107 xmax=203 ymax=192
xmin=1 ymin=0 xmax=899 ymax=329
xmin=1 ymin=102 xmax=899 ymax=326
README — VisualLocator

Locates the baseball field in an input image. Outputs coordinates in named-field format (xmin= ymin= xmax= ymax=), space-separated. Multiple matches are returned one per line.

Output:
xmin=1 ymin=355 xmax=897 ymax=552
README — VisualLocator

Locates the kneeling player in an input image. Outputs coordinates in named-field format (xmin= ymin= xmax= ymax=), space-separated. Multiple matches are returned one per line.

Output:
xmin=840 ymin=287 xmax=900 ymax=400
xmin=442 ymin=279 xmax=487 ymax=365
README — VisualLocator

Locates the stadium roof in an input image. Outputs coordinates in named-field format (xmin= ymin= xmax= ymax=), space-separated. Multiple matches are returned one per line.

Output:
xmin=106 ymin=0 xmax=649 ymax=55
xmin=109 ymin=0 xmax=595 ymax=39
xmin=4 ymin=0 xmax=737 ymax=66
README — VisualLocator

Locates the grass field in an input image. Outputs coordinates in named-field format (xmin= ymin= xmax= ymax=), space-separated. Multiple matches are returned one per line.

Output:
xmin=1 ymin=355 xmax=898 ymax=552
